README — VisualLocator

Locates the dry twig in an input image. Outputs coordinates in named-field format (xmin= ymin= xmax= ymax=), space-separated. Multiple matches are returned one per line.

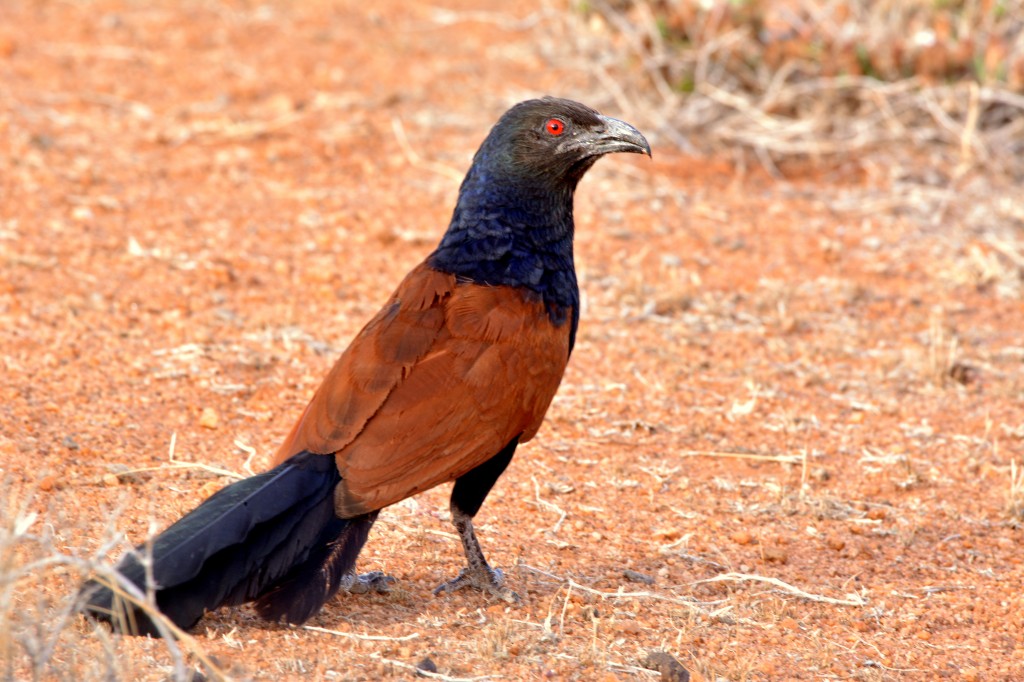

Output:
xmin=694 ymin=572 xmax=867 ymax=606
xmin=303 ymin=625 xmax=420 ymax=642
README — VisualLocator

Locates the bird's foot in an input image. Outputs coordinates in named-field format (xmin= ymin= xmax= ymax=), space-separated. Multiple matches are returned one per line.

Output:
xmin=341 ymin=570 xmax=395 ymax=595
xmin=433 ymin=565 xmax=520 ymax=603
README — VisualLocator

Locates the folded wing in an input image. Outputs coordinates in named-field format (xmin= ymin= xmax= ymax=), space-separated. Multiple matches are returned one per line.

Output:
xmin=274 ymin=263 xmax=572 ymax=516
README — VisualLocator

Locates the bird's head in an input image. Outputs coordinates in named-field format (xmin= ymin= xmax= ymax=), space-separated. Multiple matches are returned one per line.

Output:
xmin=433 ymin=97 xmax=650 ymax=294
xmin=472 ymin=97 xmax=651 ymax=190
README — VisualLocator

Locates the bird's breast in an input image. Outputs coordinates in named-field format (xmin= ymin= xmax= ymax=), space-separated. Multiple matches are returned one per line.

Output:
xmin=331 ymin=278 xmax=573 ymax=516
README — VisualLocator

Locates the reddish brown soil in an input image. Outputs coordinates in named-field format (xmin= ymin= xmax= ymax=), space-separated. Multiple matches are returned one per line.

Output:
xmin=2 ymin=1 xmax=1022 ymax=681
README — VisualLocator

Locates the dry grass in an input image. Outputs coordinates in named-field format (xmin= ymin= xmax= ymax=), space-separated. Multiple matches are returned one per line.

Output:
xmin=0 ymin=436 xmax=256 ymax=677
xmin=567 ymin=0 xmax=1024 ymax=175
xmin=0 ymin=482 xmax=112 ymax=680
xmin=0 ymin=482 xmax=229 ymax=681
xmin=1009 ymin=459 xmax=1024 ymax=519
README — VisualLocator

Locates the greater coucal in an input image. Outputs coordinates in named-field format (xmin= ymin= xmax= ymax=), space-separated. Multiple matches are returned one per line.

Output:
xmin=81 ymin=97 xmax=650 ymax=636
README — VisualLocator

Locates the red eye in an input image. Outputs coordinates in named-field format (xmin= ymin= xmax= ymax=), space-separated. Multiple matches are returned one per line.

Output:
xmin=545 ymin=118 xmax=565 ymax=136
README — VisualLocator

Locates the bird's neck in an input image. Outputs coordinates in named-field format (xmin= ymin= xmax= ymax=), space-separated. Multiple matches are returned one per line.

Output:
xmin=427 ymin=167 xmax=580 ymax=325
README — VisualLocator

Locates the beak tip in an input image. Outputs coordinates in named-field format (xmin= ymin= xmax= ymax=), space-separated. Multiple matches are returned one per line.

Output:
xmin=598 ymin=114 xmax=651 ymax=158
xmin=627 ymin=137 xmax=652 ymax=158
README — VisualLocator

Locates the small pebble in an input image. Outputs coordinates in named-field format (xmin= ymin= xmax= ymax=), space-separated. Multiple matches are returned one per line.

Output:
xmin=642 ymin=650 xmax=690 ymax=682
xmin=199 ymin=407 xmax=220 ymax=429
xmin=730 ymin=530 xmax=753 ymax=545
xmin=622 ymin=565 xmax=655 ymax=581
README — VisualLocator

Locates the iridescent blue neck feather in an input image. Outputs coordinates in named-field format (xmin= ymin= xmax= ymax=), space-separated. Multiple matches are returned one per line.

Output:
xmin=427 ymin=146 xmax=581 ymax=350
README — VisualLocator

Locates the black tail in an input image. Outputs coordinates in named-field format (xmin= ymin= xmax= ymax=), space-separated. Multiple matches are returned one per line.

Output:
xmin=80 ymin=452 xmax=375 ymax=636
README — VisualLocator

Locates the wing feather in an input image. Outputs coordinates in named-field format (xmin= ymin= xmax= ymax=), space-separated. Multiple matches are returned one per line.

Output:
xmin=273 ymin=263 xmax=571 ymax=517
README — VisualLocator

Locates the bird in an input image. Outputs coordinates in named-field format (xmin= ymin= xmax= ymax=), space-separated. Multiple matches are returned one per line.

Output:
xmin=80 ymin=96 xmax=650 ymax=636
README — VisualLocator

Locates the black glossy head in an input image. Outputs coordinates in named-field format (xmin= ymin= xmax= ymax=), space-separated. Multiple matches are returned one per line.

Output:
xmin=472 ymin=97 xmax=651 ymax=188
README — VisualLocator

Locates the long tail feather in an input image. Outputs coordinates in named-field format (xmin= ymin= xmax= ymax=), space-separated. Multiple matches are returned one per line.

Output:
xmin=81 ymin=452 xmax=347 ymax=636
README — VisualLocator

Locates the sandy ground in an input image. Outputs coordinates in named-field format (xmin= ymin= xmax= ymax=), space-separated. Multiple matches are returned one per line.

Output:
xmin=2 ymin=1 xmax=1023 ymax=680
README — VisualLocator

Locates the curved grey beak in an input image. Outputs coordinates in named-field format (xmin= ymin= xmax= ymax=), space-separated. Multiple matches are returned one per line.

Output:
xmin=592 ymin=115 xmax=652 ymax=157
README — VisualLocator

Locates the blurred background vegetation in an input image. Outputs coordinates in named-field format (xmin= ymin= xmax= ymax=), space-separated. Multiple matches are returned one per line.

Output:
xmin=573 ymin=0 xmax=1024 ymax=173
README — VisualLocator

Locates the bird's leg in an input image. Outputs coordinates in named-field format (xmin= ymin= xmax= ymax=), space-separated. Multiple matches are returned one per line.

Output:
xmin=434 ymin=437 xmax=520 ymax=602
xmin=335 ymin=511 xmax=394 ymax=595
xmin=433 ymin=507 xmax=519 ymax=603
xmin=340 ymin=570 xmax=395 ymax=594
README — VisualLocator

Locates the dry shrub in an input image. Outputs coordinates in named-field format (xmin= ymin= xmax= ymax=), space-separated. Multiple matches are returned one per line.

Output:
xmin=573 ymin=0 xmax=1024 ymax=173
xmin=644 ymin=0 xmax=1024 ymax=88
xmin=0 ymin=482 xmax=210 ymax=681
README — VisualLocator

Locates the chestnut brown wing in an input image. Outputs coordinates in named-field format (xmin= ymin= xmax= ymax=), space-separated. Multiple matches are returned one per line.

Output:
xmin=273 ymin=263 xmax=571 ymax=517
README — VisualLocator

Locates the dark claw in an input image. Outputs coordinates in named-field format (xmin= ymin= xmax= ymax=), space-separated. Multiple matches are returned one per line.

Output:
xmin=433 ymin=565 xmax=520 ymax=603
